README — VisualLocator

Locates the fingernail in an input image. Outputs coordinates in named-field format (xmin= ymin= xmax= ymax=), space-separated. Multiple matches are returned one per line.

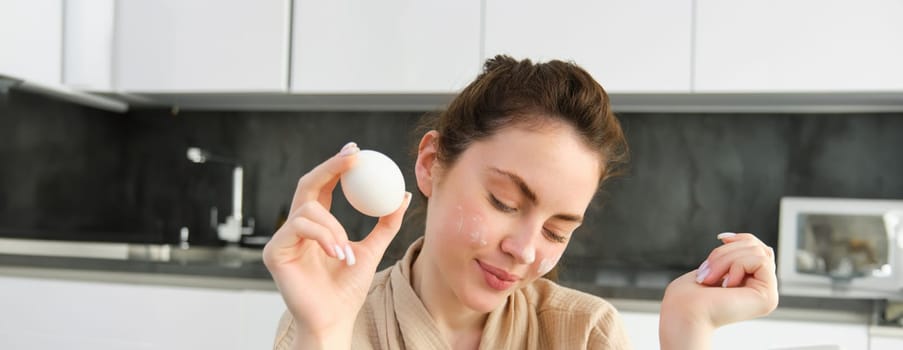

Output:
xmin=339 ymin=142 xmax=359 ymax=157
xmin=334 ymin=244 xmax=345 ymax=260
xmin=722 ymin=277 xmax=730 ymax=288
xmin=717 ymin=232 xmax=737 ymax=240
xmin=344 ymin=245 xmax=356 ymax=266
xmin=696 ymin=262 xmax=710 ymax=284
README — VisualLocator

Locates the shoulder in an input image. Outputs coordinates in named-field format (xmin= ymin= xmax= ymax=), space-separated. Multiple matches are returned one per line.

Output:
xmin=523 ymin=278 xmax=618 ymax=319
xmin=522 ymin=279 xmax=632 ymax=348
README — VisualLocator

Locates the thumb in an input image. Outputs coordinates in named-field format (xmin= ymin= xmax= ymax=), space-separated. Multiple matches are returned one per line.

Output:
xmin=361 ymin=192 xmax=413 ymax=257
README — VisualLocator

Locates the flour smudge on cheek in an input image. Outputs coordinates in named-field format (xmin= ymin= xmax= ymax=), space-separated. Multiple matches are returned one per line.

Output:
xmin=537 ymin=254 xmax=561 ymax=275
xmin=468 ymin=216 xmax=488 ymax=247
xmin=522 ymin=248 xmax=535 ymax=264
xmin=455 ymin=205 xmax=464 ymax=235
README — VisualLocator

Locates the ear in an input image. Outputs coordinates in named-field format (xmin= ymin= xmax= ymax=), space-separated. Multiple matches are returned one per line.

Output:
xmin=414 ymin=130 xmax=440 ymax=198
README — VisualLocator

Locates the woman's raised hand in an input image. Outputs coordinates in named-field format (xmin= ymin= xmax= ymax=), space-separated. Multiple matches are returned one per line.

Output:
xmin=659 ymin=233 xmax=779 ymax=350
xmin=263 ymin=142 xmax=412 ymax=348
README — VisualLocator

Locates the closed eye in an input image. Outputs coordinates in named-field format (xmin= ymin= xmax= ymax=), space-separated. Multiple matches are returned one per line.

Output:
xmin=543 ymin=228 xmax=567 ymax=243
xmin=488 ymin=193 xmax=517 ymax=213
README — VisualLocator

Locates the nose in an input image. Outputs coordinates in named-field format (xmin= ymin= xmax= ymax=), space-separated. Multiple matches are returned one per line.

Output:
xmin=500 ymin=226 xmax=537 ymax=265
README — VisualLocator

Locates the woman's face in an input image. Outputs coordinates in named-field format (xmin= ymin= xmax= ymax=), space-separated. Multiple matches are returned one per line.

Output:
xmin=416 ymin=120 xmax=602 ymax=313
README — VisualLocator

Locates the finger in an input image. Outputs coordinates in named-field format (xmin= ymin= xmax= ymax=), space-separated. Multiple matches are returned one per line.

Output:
xmin=723 ymin=262 xmax=742 ymax=288
xmin=718 ymin=232 xmax=763 ymax=245
xmin=704 ymin=238 xmax=763 ymax=268
xmin=714 ymin=240 xmax=766 ymax=261
xmin=296 ymin=201 xmax=351 ymax=253
xmin=289 ymin=142 xmax=359 ymax=214
xmin=699 ymin=237 xmax=769 ymax=286
xmin=709 ymin=246 xmax=776 ymax=288
xmin=317 ymin=175 xmax=341 ymax=210
xmin=721 ymin=254 xmax=779 ymax=316
xmin=722 ymin=233 xmax=774 ymax=258
xmin=264 ymin=216 xmax=340 ymax=265
xmin=709 ymin=232 xmax=771 ymax=263
xmin=702 ymin=246 xmax=761 ymax=286
xmin=361 ymin=192 xmax=413 ymax=258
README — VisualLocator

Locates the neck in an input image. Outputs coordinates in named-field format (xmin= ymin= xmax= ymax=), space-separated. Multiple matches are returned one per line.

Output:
xmin=411 ymin=244 xmax=488 ymax=343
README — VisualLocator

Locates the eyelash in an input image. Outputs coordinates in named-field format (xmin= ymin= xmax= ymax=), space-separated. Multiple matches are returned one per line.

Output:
xmin=488 ymin=193 xmax=517 ymax=213
xmin=544 ymin=229 xmax=567 ymax=243
xmin=488 ymin=193 xmax=567 ymax=243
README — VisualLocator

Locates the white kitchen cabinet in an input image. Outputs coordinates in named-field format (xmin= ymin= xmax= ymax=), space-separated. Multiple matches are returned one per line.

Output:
xmin=291 ymin=0 xmax=481 ymax=94
xmin=620 ymin=309 xmax=870 ymax=349
xmin=618 ymin=311 xmax=662 ymax=349
xmin=711 ymin=317 xmax=868 ymax=350
xmin=695 ymin=0 xmax=903 ymax=92
xmin=871 ymin=326 xmax=903 ymax=350
xmin=0 ymin=275 xmax=285 ymax=350
xmin=0 ymin=0 xmax=62 ymax=86
xmin=872 ymin=336 xmax=903 ymax=350
xmin=484 ymin=0 xmax=693 ymax=93
xmin=115 ymin=0 xmax=291 ymax=93
xmin=0 ymin=0 xmax=126 ymax=112
xmin=63 ymin=0 xmax=115 ymax=91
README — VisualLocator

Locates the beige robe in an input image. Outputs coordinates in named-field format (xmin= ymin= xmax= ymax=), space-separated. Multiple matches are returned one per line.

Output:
xmin=274 ymin=238 xmax=632 ymax=349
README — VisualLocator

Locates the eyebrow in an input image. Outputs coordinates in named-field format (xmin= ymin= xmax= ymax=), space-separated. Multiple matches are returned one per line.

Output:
xmin=488 ymin=167 xmax=584 ymax=224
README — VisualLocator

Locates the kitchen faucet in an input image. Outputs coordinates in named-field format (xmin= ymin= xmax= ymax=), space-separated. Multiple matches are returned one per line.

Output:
xmin=186 ymin=147 xmax=254 ymax=243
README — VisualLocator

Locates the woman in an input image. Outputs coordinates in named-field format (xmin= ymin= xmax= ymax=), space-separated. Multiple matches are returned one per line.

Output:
xmin=264 ymin=55 xmax=779 ymax=349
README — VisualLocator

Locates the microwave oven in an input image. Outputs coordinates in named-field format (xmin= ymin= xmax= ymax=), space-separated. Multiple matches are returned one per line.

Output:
xmin=778 ymin=197 xmax=903 ymax=300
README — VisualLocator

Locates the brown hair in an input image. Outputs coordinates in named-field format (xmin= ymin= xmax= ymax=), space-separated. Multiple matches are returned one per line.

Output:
xmin=421 ymin=54 xmax=628 ymax=186
xmin=405 ymin=55 xmax=629 ymax=281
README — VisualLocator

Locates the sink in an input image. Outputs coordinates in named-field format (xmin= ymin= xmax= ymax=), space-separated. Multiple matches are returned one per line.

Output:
xmin=129 ymin=244 xmax=263 ymax=267
xmin=168 ymin=245 xmax=263 ymax=267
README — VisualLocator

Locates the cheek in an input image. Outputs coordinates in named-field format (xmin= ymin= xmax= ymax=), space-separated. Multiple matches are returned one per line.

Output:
xmin=437 ymin=203 xmax=492 ymax=252
xmin=454 ymin=205 xmax=491 ymax=248
xmin=535 ymin=249 xmax=564 ymax=276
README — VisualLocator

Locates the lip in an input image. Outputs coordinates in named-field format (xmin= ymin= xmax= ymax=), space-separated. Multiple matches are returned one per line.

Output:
xmin=476 ymin=260 xmax=521 ymax=291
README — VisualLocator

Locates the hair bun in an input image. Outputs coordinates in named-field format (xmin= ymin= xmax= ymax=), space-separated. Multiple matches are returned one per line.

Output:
xmin=482 ymin=54 xmax=523 ymax=73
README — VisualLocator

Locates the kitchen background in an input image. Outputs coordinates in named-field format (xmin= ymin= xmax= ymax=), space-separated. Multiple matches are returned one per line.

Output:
xmin=4 ymin=0 xmax=903 ymax=348
xmin=4 ymin=88 xmax=902 ymax=271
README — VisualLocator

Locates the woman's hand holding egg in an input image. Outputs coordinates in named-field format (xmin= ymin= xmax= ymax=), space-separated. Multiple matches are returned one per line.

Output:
xmin=263 ymin=142 xmax=411 ymax=348
xmin=659 ymin=232 xmax=779 ymax=350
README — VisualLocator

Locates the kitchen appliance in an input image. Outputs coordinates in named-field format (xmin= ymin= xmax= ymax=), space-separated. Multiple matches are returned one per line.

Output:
xmin=778 ymin=197 xmax=903 ymax=300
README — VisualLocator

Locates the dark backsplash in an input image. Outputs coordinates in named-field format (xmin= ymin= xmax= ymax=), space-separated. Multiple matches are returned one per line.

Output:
xmin=0 ymin=91 xmax=138 ymax=238
xmin=2 ymin=89 xmax=902 ymax=269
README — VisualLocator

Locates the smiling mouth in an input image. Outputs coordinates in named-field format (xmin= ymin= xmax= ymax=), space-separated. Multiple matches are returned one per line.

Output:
xmin=476 ymin=260 xmax=520 ymax=291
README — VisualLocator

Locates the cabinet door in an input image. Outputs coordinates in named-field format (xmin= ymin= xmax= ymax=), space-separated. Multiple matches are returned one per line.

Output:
xmin=695 ymin=0 xmax=903 ymax=92
xmin=291 ymin=0 xmax=481 ymax=94
xmin=116 ymin=0 xmax=291 ymax=93
xmin=620 ymin=310 xmax=869 ymax=350
xmin=0 ymin=0 xmax=62 ymax=86
xmin=63 ymin=0 xmax=115 ymax=91
xmin=484 ymin=0 xmax=693 ymax=93
xmin=618 ymin=311 xmax=662 ymax=349
xmin=239 ymin=290 xmax=288 ymax=349
xmin=872 ymin=336 xmax=903 ymax=350
xmin=870 ymin=327 xmax=903 ymax=350
xmin=0 ymin=275 xmax=284 ymax=350
xmin=711 ymin=318 xmax=868 ymax=350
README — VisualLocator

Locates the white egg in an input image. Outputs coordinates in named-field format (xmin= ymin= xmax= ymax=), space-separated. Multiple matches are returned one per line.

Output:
xmin=340 ymin=150 xmax=406 ymax=217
